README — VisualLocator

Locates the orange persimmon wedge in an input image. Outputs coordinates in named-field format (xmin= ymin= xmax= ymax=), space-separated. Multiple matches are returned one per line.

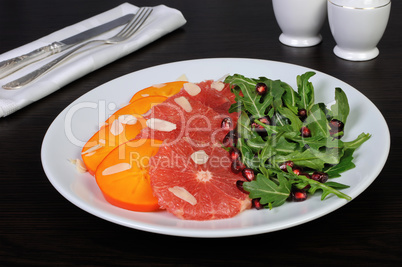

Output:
xmin=95 ymin=138 xmax=164 ymax=212
xmin=82 ymin=95 xmax=167 ymax=175
xmin=130 ymin=81 xmax=186 ymax=103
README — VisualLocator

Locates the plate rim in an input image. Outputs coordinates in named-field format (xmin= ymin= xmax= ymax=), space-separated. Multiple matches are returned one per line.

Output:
xmin=41 ymin=57 xmax=391 ymax=238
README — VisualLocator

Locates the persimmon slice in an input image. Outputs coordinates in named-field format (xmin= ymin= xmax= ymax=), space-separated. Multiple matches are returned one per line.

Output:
xmin=82 ymin=95 xmax=167 ymax=175
xmin=95 ymin=138 xmax=164 ymax=212
xmin=130 ymin=81 xmax=186 ymax=103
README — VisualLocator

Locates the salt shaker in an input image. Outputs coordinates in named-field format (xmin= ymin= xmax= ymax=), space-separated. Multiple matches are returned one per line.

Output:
xmin=272 ymin=0 xmax=327 ymax=47
xmin=328 ymin=0 xmax=391 ymax=61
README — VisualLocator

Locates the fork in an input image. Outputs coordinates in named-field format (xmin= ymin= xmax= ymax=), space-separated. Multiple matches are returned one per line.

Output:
xmin=2 ymin=7 xmax=153 ymax=90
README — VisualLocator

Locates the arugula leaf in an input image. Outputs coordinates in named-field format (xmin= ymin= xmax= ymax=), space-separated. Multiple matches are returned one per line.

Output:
xmin=287 ymin=134 xmax=344 ymax=150
xmin=272 ymin=149 xmax=327 ymax=170
xmin=263 ymin=78 xmax=285 ymax=110
xmin=243 ymin=173 xmax=291 ymax=208
xmin=324 ymin=182 xmax=350 ymax=190
xmin=308 ymin=147 xmax=343 ymax=165
xmin=323 ymin=148 xmax=356 ymax=178
xmin=224 ymin=72 xmax=370 ymax=209
xmin=236 ymin=111 xmax=253 ymax=139
xmin=344 ymin=133 xmax=371 ymax=150
xmin=330 ymin=87 xmax=350 ymax=124
xmin=274 ymin=135 xmax=299 ymax=155
xmin=297 ymin=72 xmax=316 ymax=111
xmin=277 ymin=106 xmax=302 ymax=131
xmin=254 ymin=119 xmax=293 ymax=136
xmin=286 ymin=171 xmax=352 ymax=201
xmin=281 ymin=82 xmax=300 ymax=114
xmin=225 ymin=74 xmax=271 ymax=118
xmin=304 ymin=103 xmax=330 ymax=138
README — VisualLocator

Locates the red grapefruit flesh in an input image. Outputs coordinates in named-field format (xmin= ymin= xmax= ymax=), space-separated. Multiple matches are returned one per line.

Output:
xmin=136 ymin=80 xmax=238 ymax=147
xmin=150 ymin=139 xmax=251 ymax=220
xmin=137 ymin=94 xmax=231 ymax=147
xmin=176 ymin=80 xmax=239 ymax=122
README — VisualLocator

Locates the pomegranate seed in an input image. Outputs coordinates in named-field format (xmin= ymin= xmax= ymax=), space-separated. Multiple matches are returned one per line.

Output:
xmin=300 ymin=126 xmax=311 ymax=137
xmin=221 ymin=117 xmax=233 ymax=131
xmin=291 ymin=188 xmax=307 ymax=202
xmin=329 ymin=119 xmax=344 ymax=139
xmin=311 ymin=171 xmax=329 ymax=183
xmin=229 ymin=147 xmax=241 ymax=161
xmin=231 ymin=159 xmax=245 ymax=173
xmin=259 ymin=116 xmax=271 ymax=125
xmin=223 ymin=130 xmax=238 ymax=147
xmin=255 ymin=83 xmax=268 ymax=95
xmin=251 ymin=116 xmax=271 ymax=136
xmin=242 ymin=168 xmax=255 ymax=181
xmin=329 ymin=119 xmax=344 ymax=131
xmin=236 ymin=180 xmax=249 ymax=194
xmin=251 ymin=122 xmax=263 ymax=130
xmin=292 ymin=167 xmax=302 ymax=175
xmin=279 ymin=161 xmax=294 ymax=172
xmin=298 ymin=109 xmax=307 ymax=121
xmin=252 ymin=198 xmax=265 ymax=210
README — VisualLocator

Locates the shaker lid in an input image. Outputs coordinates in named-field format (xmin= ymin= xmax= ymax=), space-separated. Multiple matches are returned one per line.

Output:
xmin=329 ymin=0 xmax=390 ymax=8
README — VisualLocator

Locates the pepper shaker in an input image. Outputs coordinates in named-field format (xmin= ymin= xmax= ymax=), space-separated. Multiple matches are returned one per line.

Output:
xmin=328 ymin=0 xmax=391 ymax=61
xmin=272 ymin=0 xmax=327 ymax=47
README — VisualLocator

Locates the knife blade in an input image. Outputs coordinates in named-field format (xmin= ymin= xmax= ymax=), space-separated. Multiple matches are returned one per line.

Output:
xmin=0 ymin=13 xmax=134 ymax=79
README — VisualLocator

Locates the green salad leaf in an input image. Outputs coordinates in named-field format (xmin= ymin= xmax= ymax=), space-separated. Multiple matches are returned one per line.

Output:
xmin=243 ymin=172 xmax=291 ymax=209
xmin=224 ymin=72 xmax=371 ymax=208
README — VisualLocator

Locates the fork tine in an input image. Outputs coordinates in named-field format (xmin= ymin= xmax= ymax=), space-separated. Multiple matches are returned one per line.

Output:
xmin=116 ymin=7 xmax=152 ymax=38
xmin=126 ymin=8 xmax=153 ymax=36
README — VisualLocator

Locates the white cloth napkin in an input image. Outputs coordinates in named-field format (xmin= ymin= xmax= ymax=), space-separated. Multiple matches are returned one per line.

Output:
xmin=0 ymin=3 xmax=186 ymax=117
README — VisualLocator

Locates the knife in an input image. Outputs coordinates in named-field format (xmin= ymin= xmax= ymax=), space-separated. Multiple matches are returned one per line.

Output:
xmin=0 ymin=13 xmax=134 ymax=79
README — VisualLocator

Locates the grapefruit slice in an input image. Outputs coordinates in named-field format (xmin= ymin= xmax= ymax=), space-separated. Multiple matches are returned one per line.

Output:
xmin=82 ymin=95 xmax=167 ymax=175
xmin=96 ymin=138 xmax=164 ymax=212
xmin=136 ymin=94 xmax=231 ymax=148
xmin=150 ymin=139 xmax=251 ymax=220
xmin=174 ymin=80 xmax=239 ymax=123
xmin=129 ymin=81 xmax=186 ymax=103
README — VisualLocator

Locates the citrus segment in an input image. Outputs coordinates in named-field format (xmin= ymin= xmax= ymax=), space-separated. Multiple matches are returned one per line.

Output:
xmin=96 ymin=138 xmax=164 ymax=212
xmin=130 ymin=81 xmax=186 ymax=103
xmin=82 ymin=96 xmax=166 ymax=175
xmin=136 ymin=94 xmax=230 ymax=147
xmin=150 ymin=139 xmax=251 ymax=220
xmin=175 ymin=80 xmax=239 ymax=122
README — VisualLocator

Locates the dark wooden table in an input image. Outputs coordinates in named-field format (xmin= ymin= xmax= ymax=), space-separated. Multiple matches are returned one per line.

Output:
xmin=1 ymin=0 xmax=401 ymax=266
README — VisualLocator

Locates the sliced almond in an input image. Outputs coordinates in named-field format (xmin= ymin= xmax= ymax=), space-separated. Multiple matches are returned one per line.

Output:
xmin=83 ymin=152 xmax=95 ymax=157
xmin=81 ymin=144 xmax=102 ymax=155
xmin=183 ymin=82 xmax=201 ymax=96
xmin=110 ymin=119 xmax=124 ymax=136
xmin=146 ymin=118 xmax=176 ymax=132
xmin=168 ymin=186 xmax=197 ymax=206
xmin=118 ymin=114 xmax=137 ymax=125
xmin=176 ymin=74 xmax=188 ymax=81
xmin=69 ymin=158 xmax=88 ymax=173
xmin=101 ymin=162 xmax=131 ymax=176
xmin=174 ymin=96 xmax=193 ymax=112
xmin=190 ymin=150 xmax=209 ymax=165
xmin=211 ymin=81 xmax=225 ymax=91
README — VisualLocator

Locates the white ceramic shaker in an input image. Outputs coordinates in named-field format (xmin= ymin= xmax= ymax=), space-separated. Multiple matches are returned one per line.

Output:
xmin=272 ymin=0 xmax=327 ymax=47
xmin=328 ymin=0 xmax=391 ymax=61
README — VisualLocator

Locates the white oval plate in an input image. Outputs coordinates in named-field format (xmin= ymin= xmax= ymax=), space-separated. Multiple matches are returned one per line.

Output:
xmin=41 ymin=58 xmax=390 ymax=238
